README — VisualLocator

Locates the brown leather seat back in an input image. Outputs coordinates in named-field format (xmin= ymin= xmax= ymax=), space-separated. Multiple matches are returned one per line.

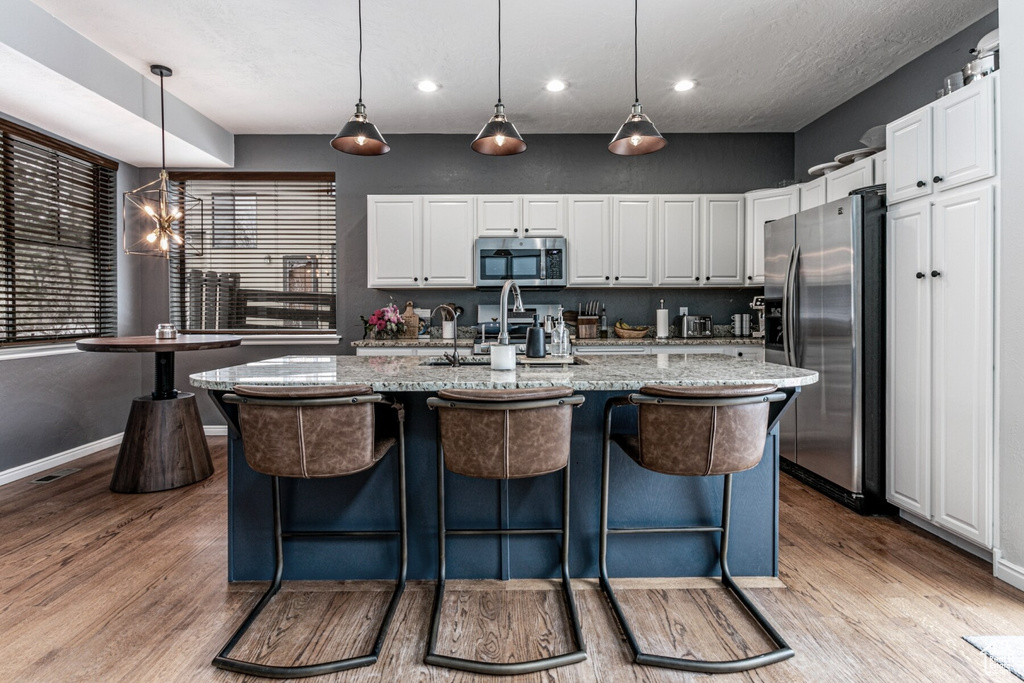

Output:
xmin=635 ymin=384 xmax=777 ymax=476
xmin=233 ymin=384 xmax=384 ymax=479
xmin=435 ymin=387 xmax=577 ymax=479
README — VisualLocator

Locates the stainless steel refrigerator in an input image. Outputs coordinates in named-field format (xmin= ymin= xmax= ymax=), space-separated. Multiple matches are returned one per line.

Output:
xmin=763 ymin=187 xmax=887 ymax=513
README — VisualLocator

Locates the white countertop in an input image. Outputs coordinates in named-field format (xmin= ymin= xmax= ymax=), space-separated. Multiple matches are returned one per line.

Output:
xmin=350 ymin=336 xmax=763 ymax=348
xmin=190 ymin=353 xmax=816 ymax=392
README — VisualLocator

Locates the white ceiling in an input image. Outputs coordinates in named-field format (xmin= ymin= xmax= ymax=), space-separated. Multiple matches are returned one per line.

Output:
xmin=29 ymin=0 xmax=996 ymax=136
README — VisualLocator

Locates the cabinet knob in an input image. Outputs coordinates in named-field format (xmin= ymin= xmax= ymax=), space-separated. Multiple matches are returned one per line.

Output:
xmin=931 ymin=270 xmax=941 ymax=278
xmin=933 ymin=176 xmax=943 ymax=183
xmin=695 ymin=277 xmax=700 ymax=282
xmin=513 ymin=228 xmax=518 ymax=233
xmin=605 ymin=276 xmax=610 ymax=281
xmin=614 ymin=276 xmax=620 ymax=281
xmin=737 ymin=352 xmax=744 ymax=357
xmin=747 ymin=275 xmax=753 ymax=281
xmin=413 ymin=277 xmax=418 ymax=282
xmin=705 ymin=276 xmax=710 ymax=281
xmin=524 ymin=228 xmax=529 ymax=233
xmin=916 ymin=272 xmax=926 ymax=279
xmin=916 ymin=180 xmax=926 ymax=188
xmin=423 ymin=277 xmax=428 ymax=282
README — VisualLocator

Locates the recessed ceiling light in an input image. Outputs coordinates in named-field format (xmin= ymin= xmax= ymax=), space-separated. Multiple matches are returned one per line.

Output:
xmin=673 ymin=80 xmax=696 ymax=92
xmin=545 ymin=80 xmax=568 ymax=92
xmin=417 ymin=80 xmax=440 ymax=93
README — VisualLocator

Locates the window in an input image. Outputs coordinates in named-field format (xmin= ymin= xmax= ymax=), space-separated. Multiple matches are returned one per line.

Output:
xmin=0 ymin=118 xmax=118 ymax=347
xmin=169 ymin=173 xmax=336 ymax=332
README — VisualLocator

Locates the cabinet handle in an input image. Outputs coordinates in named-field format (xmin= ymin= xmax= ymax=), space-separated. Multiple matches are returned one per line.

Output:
xmin=705 ymin=276 xmax=710 ymax=281
xmin=695 ymin=277 xmax=700 ymax=282
xmin=424 ymin=277 xmax=429 ymax=282
xmin=524 ymin=228 xmax=529 ymax=233
xmin=614 ymin=276 xmax=619 ymax=281
xmin=605 ymin=276 xmax=610 ymax=281
xmin=933 ymin=176 xmax=943 ymax=183
xmin=931 ymin=270 xmax=941 ymax=278
xmin=916 ymin=272 xmax=926 ymax=279
xmin=737 ymin=352 xmax=744 ymax=357
xmin=747 ymin=275 xmax=753 ymax=281
xmin=916 ymin=180 xmax=926 ymax=188
xmin=513 ymin=228 xmax=518 ymax=233
xmin=413 ymin=277 xmax=418 ymax=282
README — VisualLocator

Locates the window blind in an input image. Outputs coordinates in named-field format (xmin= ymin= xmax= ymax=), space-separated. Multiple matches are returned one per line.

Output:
xmin=169 ymin=173 xmax=337 ymax=333
xmin=0 ymin=119 xmax=118 ymax=347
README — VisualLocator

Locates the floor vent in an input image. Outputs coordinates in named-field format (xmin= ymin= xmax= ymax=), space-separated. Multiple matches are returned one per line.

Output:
xmin=30 ymin=468 xmax=81 ymax=484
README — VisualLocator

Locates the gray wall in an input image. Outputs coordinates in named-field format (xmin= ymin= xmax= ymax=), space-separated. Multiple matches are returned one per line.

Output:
xmin=794 ymin=11 xmax=998 ymax=182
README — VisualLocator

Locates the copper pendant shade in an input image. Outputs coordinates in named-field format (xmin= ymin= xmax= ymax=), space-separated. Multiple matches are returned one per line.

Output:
xmin=331 ymin=0 xmax=389 ymax=156
xmin=609 ymin=0 xmax=666 ymax=156
xmin=472 ymin=0 xmax=526 ymax=156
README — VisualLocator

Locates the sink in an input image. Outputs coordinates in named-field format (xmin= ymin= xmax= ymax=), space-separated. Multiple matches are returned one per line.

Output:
xmin=419 ymin=355 xmax=586 ymax=367
xmin=419 ymin=356 xmax=491 ymax=366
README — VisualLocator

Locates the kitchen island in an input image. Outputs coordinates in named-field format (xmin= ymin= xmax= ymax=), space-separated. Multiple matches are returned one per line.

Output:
xmin=191 ymin=354 xmax=816 ymax=582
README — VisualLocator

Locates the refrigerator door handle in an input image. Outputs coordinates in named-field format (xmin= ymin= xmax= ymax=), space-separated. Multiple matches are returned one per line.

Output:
xmin=788 ymin=245 xmax=801 ymax=366
xmin=781 ymin=245 xmax=796 ymax=367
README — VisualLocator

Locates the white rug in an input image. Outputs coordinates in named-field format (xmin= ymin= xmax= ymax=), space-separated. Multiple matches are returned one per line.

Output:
xmin=965 ymin=636 xmax=1024 ymax=681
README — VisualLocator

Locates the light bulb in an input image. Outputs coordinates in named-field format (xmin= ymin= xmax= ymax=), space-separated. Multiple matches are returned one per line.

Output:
xmin=417 ymin=80 xmax=439 ymax=93
xmin=673 ymin=80 xmax=696 ymax=92
xmin=171 ymin=233 xmax=184 ymax=245
xmin=630 ymin=134 xmax=642 ymax=147
xmin=146 ymin=231 xmax=158 ymax=243
xmin=144 ymin=205 xmax=156 ymax=217
xmin=356 ymin=135 xmax=366 ymax=146
xmin=495 ymin=134 xmax=506 ymax=147
xmin=172 ymin=209 xmax=182 ymax=219
xmin=545 ymin=80 xmax=567 ymax=92
xmin=159 ymin=235 xmax=169 ymax=250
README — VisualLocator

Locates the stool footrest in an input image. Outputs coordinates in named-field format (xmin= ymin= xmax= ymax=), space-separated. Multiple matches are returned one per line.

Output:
xmin=608 ymin=525 xmax=723 ymax=534
xmin=283 ymin=529 xmax=401 ymax=538
xmin=447 ymin=527 xmax=563 ymax=536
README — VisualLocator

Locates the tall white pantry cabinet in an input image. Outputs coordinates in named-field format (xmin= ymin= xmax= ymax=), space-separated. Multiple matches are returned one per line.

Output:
xmin=885 ymin=74 xmax=997 ymax=549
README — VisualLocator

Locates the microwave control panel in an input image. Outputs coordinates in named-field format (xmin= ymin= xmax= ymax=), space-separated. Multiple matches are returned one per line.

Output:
xmin=545 ymin=249 xmax=563 ymax=280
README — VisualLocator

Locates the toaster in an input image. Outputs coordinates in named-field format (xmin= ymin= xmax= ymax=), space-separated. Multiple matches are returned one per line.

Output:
xmin=676 ymin=315 xmax=713 ymax=338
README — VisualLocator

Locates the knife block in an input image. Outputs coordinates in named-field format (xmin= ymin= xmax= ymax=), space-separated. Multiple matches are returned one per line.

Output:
xmin=577 ymin=316 xmax=598 ymax=339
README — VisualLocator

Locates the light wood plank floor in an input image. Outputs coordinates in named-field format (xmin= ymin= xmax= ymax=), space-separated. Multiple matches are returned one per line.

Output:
xmin=1 ymin=439 xmax=1022 ymax=682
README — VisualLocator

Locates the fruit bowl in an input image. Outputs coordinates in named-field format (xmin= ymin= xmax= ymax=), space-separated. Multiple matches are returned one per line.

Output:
xmin=613 ymin=326 xmax=649 ymax=339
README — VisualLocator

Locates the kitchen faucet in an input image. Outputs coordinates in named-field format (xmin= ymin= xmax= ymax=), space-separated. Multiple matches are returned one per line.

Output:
xmin=431 ymin=304 xmax=461 ymax=367
xmin=497 ymin=279 xmax=525 ymax=346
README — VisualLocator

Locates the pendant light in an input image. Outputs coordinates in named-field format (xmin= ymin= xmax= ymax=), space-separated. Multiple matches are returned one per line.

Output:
xmin=123 ymin=65 xmax=203 ymax=258
xmin=331 ymin=0 xmax=390 ymax=155
xmin=472 ymin=0 xmax=526 ymax=156
xmin=609 ymin=0 xmax=666 ymax=156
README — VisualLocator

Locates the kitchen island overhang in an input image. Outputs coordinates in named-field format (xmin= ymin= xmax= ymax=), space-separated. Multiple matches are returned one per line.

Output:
xmin=191 ymin=354 xmax=817 ymax=582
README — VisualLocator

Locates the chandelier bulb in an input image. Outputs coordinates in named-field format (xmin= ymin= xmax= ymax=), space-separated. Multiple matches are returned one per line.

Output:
xmin=159 ymin=235 xmax=169 ymax=251
xmin=495 ymin=134 xmax=506 ymax=147
xmin=146 ymin=232 xmax=158 ymax=243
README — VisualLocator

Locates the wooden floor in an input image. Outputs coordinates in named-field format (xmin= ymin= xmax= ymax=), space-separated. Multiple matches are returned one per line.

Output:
xmin=1 ymin=440 xmax=1022 ymax=682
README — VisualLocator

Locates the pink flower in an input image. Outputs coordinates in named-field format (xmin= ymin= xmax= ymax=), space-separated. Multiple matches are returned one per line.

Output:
xmin=376 ymin=320 xmax=386 ymax=330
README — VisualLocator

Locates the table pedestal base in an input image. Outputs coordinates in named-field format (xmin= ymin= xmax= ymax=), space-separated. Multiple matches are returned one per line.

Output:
xmin=112 ymin=393 xmax=213 ymax=493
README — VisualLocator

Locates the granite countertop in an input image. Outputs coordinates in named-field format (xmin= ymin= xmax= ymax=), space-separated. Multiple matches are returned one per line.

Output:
xmin=190 ymin=353 xmax=816 ymax=393
xmin=351 ymin=335 xmax=762 ymax=348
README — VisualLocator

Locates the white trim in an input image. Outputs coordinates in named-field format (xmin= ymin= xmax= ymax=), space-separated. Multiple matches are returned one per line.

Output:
xmin=994 ymin=548 xmax=1024 ymax=592
xmin=0 ymin=425 xmax=228 ymax=487
xmin=0 ymin=433 xmax=122 ymax=486
xmin=0 ymin=343 xmax=81 ymax=362
xmin=239 ymin=335 xmax=342 ymax=346
xmin=898 ymin=511 xmax=992 ymax=561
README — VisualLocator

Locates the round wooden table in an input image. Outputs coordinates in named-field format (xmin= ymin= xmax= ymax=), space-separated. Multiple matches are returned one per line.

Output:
xmin=76 ymin=334 xmax=241 ymax=493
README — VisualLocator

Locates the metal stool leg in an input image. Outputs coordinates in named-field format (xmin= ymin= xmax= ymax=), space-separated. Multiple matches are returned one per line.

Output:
xmin=599 ymin=403 xmax=795 ymax=674
xmin=212 ymin=422 xmax=408 ymax=679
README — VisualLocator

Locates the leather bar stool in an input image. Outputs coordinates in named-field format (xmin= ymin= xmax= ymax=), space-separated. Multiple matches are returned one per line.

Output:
xmin=425 ymin=386 xmax=587 ymax=675
xmin=600 ymin=384 xmax=794 ymax=674
xmin=212 ymin=384 xmax=407 ymax=679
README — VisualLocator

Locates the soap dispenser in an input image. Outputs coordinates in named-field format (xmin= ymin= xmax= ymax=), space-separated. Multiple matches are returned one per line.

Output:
xmin=526 ymin=314 xmax=547 ymax=358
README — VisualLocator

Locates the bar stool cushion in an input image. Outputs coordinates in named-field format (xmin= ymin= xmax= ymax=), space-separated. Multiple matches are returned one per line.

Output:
xmin=435 ymin=386 xmax=575 ymax=479
xmin=613 ymin=384 xmax=778 ymax=477
xmin=233 ymin=384 xmax=393 ymax=479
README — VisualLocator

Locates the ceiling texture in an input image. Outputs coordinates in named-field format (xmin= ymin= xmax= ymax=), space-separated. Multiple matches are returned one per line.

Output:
xmin=29 ymin=0 xmax=995 ymax=137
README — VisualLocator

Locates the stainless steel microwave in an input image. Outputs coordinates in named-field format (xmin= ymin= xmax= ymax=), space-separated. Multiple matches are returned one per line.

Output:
xmin=475 ymin=237 xmax=567 ymax=288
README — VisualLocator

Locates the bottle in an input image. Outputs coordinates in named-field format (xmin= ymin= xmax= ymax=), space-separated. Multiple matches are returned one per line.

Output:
xmin=599 ymin=306 xmax=608 ymax=339
xmin=551 ymin=306 xmax=569 ymax=356
xmin=526 ymin=314 xmax=547 ymax=358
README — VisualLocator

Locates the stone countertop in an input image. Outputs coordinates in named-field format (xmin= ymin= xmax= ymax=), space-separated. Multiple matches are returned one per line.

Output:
xmin=350 ymin=335 xmax=762 ymax=348
xmin=190 ymin=353 xmax=816 ymax=393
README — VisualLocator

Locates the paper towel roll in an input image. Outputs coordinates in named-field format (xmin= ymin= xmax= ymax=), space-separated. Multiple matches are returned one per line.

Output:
xmin=656 ymin=308 xmax=670 ymax=339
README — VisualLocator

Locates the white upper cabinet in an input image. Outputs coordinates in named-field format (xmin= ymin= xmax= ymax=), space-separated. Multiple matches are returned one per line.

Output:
xmin=367 ymin=195 xmax=422 ymax=287
xmin=887 ymin=75 xmax=995 ymax=205
xmin=745 ymin=187 xmax=799 ymax=286
xmin=800 ymin=176 xmax=827 ymax=210
xmin=826 ymin=156 xmax=875 ymax=203
xmin=476 ymin=195 xmax=522 ymax=237
xmin=422 ymin=196 xmax=476 ymax=286
xmin=656 ymin=195 xmax=701 ymax=286
xmin=933 ymin=76 xmax=996 ymax=191
xmin=873 ymin=150 xmax=888 ymax=186
xmin=521 ymin=195 xmax=565 ymax=236
xmin=567 ymin=195 xmax=611 ymax=285
xmin=612 ymin=196 xmax=656 ymax=285
xmin=703 ymin=195 xmax=745 ymax=285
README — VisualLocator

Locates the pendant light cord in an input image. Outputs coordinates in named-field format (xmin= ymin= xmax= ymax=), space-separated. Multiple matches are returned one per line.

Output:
xmin=497 ymin=0 xmax=502 ymax=104
xmin=159 ymin=73 xmax=167 ymax=169
xmin=633 ymin=0 xmax=639 ymax=104
xmin=358 ymin=0 xmax=364 ymax=104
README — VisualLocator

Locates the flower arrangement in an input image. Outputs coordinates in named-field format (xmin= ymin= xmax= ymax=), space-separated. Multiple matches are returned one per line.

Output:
xmin=361 ymin=303 xmax=406 ymax=339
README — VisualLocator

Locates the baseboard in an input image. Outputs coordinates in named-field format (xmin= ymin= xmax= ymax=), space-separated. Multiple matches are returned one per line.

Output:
xmin=0 ymin=425 xmax=228 ymax=486
xmin=898 ymin=511 xmax=992 ymax=562
xmin=993 ymin=549 xmax=1024 ymax=593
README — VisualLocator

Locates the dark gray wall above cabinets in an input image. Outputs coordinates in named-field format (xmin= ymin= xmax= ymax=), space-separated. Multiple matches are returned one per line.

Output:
xmin=794 ymin=10 xmax=998 ymax=182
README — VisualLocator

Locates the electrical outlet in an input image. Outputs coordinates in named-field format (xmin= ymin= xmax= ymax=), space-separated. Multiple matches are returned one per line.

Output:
xmin=679 ymin=307 xmax=688 ymax=316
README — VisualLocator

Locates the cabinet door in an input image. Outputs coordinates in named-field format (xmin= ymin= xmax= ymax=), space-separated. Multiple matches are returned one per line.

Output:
xmin=522 ymin=195 xmax=565 ymax=236
xmin=825 ymin=156 xmax=874 ymax=203
xmin=873 ymin=150 xmax=888 ymax=186
xmin=367 ymin=196 xmax=421 ymax=287
xmin=933 ymin=76 xmax=995 ymax=193
xmin=885 ymin=200 xmax=931 ymax=517
xmin=887 ymin=108 xmax=932 ymax=204
xmin=612 ymin=196 xmax=655 ymax=285
xmin=704 ymin=195 xmax=745 ymax=285
xmin=800 ymin=177 xmax=827 ymax=210
xmin=567 ymin=196 xmax=611 ymax=285
xmin=656 ymin=195 xmax=701 ymax=286
xmin=476 ymin=195 xmax=521 ymax=237
xmin=422 ymin=196 xmax=475 ymax=286
xmin=930 ymin=184 xmax=994 ymax=547
xmin=745 ymin=188 xmax=798 ymax=286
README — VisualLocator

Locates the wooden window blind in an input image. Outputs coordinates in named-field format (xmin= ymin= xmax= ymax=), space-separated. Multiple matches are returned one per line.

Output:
xmin=0 ymin=118 xmax=118 ymax=347
xmin=169 ymin=173 xmax=337 ymax=333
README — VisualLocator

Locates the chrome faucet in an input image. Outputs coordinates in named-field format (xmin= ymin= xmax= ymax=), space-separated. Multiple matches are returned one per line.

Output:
xmin=497 ymin=280 xmax=525 ymax=346
xmin=431 ymin=304 xmax=461 ymax=367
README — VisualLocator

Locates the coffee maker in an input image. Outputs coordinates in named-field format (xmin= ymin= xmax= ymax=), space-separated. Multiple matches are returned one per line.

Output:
xmin=750 ymin=296 xmax=765 ymax=339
